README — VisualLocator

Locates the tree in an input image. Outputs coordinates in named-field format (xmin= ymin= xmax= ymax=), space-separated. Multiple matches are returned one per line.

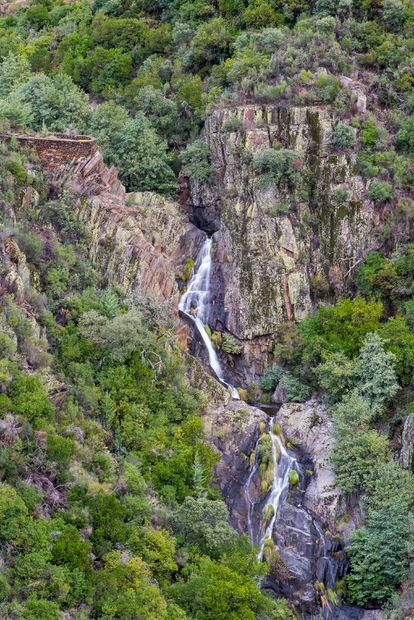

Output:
xmin=347 ymin=505 xmax=414 ymax=606
xmin=382 ymin=0 xmax=408 ymax=32
xmin=111 ymin=113 xmax=176 ymax=193
xmin=174 ymin=497 xmax=237 ymax=558
xmin=396 ymin=117 xmax=414 ymax=154
xmin=169 ymin=546 xmax=292 ymax=620
xmin=16 ymin=73 xmax=89 ymax=132
xmin=380 ymin=316 xmax=414 ymax=385
xmin=300 ymin=297 xmax=383 ymax=362
xmin=0 ymin=53 xmax=31 ymax=98
xmin=0 ymin=93 xmax=33 ymax=130
xmin=94 ymin=551 xmax=167 ymax=619
xmin=128 ymin=528 xmax=178 ymax=586
xmin=355 ymin=332 xmax=399 ymax=415
xmin=88 ymin=101 xmax=130 ymax=165
xmin=80 ymin=46 xmax=133 ymax=97
xmin=316 ymin=351 xmax=355 ymax=402
xmin=134 ymin=86 xmax=179 ymax=138
xmin=331 ymin=428 xmax=388 ymax=494
xmin=0 ymin=484 xmax=28 ymax=545
xmin=180 ymin=140 xmax=212 ymax=182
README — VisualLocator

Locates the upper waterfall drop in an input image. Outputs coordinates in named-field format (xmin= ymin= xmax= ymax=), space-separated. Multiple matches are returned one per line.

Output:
xmin=179 ymin=238 xmax=240 ymax=400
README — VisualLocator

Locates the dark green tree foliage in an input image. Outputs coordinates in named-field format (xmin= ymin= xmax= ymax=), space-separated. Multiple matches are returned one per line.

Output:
xmin=347 ymin=505 xmax=414 ymax=606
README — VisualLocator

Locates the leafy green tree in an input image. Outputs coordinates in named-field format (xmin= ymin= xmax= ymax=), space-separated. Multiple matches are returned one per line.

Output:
xmin=88 ymin=100 xmax=130 ymax=164
xmin=0 ymin=53 xmax=31 ymax=98
xmin=128 ymin=528 xmax=178 ymax=586
xmin=51 ymin=526 xmax=92 ymax=573
xmin=382 ymin=0 xmax=408 ymax=32
xmin=316 ymin=351 xmax=356 ymax=402
xmin=0 ymin=93 xmax=33 ymax=129
xmin=111 ymin=114 xmax=176 ymax=193
xmin=21 ymin=596 xmax=61 ymax=620
xmin=0 ymin=483 xmax=28 ymax=544
xmin=354 ymin=332 xmax=398 ymax=415
xmin=134 ymin=86 xmax=179 ymax=138
xmin=300 ymin=297 xmax=383 ymax=362
xmin=260 ymin=366 xmax=284 ymax=392
xmin=94 ymin=551 xmax=167 ymax=619
xmin=79 ymin=46 xmax=133 ymax=97
xmin=347 ymin=504 xmax=414 ymax=606
xmin=379 ymin=316 xmax=414 ymax=385
xmin=174 ymin=497 xmax=237 ymax=558
xmin=169 ymin=545 xmax=291 ymax=620
xmin=8 ymin=371 xmax=54 ymax=424
xmin=190 ymin=17 xmax=234 ymax=71
xmin=331 ymin=428 xmax=388 ymax=494
xmin=396 ymin=117 xmax=414 ymax=154
xmin=16 ymin=73 xmax=89 ymax=132
xmin=180 ymin=140 xmax=212 ymax=182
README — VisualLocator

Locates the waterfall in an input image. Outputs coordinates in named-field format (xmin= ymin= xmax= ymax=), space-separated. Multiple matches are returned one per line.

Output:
xmin=179 ymin=238 xmax=240 ymax=400
xmin=257 ymin=416 xmax=297 ymax=561
xmin=244 ymin=413 xmax=345 ymax=602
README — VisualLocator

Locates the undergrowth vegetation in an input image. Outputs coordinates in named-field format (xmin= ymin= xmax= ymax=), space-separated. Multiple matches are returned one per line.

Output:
xmin=0 ymin=144 xmax=292 ymax=619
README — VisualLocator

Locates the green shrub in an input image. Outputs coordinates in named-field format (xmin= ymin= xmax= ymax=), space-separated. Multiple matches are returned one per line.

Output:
xmin=347 ymin=505 xmax=414 ymax=606
xmin=331 ymin=122 xmax=356 ymax=148
xmin=396 ymin=117 xmax=414 ymax=154
xmin=368 ymin=180 xmax=393 ymax=203
xmin=360 ymin=120 xmax=380 ymax=148
xmin=180 ymin=140 xmax=212 ymax=182
xmin=221 ymin=333 xmax=241 ymax=355
xmin=253 ymin=148 xmax=302 ymax=188
xmin=278 ymin=373 xmax=311 ymax=402
xmin=260 ymin=366 xmax=284 ymax=392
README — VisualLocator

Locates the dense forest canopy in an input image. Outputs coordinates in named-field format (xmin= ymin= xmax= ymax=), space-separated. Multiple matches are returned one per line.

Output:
xmin=1 ymin=0 xmax=414 ymax=618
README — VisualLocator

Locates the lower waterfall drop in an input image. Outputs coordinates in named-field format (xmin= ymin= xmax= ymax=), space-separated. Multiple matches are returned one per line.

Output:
xmin=257 ymin=416 xmax=297 ymax=561
xmin=179 ymin=238 xmax=240 ymax=399
xmin=244 ymin=411 xmax=347 ymax=611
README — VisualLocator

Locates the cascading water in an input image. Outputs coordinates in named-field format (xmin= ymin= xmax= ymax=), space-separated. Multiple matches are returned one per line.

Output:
xmin=179 ymin=238 xmax=240 ymax=399
xmin=244 ymin=412 xmax=345 ymax=605
xmin=257 ymin=416 xmax=298 ymax=561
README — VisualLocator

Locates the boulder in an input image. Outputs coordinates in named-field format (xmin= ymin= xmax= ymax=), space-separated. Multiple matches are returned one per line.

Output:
xmin=276 ymin=400 xmax=340 ymax=528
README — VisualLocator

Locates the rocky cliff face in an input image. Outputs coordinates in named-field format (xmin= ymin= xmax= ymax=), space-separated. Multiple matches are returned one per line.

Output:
xmin=205 ymin=398 xmax=354 ymax=610
xmin=46 ymin=148 xmax=205 ymax=304
xmin=188 ymin=105 xmax=395 ymax=377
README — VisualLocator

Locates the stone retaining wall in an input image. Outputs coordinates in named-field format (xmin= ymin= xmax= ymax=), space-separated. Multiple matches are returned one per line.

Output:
xmin=0 ymin=133 xmax=97 ymax=169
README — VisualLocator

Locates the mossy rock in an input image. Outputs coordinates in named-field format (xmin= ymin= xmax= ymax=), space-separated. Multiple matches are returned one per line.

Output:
xmin=288 ymin=469 xmax=300 ymax=486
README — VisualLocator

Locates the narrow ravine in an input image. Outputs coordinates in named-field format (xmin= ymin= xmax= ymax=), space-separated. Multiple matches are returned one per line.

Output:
xmin=243 ymin=409 xmax=348 ymax=614
xmin=179 ymin=237 xmax=240 ymax=399
xmin=256 ymin=416 xmax=298 ymax=561
xmin=180 ymin=236 xmax=353 ymax=615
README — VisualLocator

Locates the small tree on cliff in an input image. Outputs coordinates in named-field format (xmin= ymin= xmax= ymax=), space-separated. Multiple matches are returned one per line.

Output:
xmin=112 ymin=113 xmax=176 ymax=194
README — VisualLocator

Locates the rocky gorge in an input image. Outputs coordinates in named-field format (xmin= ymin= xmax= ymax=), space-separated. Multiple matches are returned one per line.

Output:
xmin=4 ymin=103 xmax=405 ymax=617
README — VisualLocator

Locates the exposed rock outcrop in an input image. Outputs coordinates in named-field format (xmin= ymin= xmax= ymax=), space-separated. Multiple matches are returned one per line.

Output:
xmin=276 ymin=400 xmax=341 ymax=529
xmin=76 ymin=190 xmax=204 ymax=303
xmin=34 ymin=145 xmax=205 ymax=304
xmin=188 ymin=105 xmax=403 ymax=378
xmin=204 ymin=400 xmax=267 ymax=532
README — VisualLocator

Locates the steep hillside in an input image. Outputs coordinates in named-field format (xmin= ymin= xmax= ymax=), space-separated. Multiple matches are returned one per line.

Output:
xmin=1 ymin=0 xmax=414 ymax=617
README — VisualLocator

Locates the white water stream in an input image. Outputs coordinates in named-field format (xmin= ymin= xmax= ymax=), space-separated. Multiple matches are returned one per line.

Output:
xmin=257 ymin=415 xmax=297 ymax=560
xmin=179 ymin=238 xmax=240 ymax=399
